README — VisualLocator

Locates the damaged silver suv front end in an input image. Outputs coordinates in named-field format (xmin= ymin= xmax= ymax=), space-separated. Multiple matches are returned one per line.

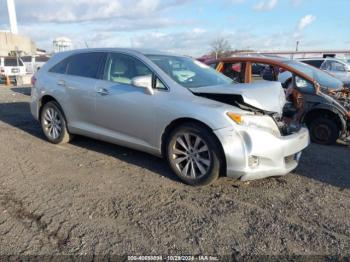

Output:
xmin=190 ymin=81 xmax=310 ymax=181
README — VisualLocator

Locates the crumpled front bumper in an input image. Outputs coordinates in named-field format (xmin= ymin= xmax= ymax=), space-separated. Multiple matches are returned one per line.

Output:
xmin=214 ymin=126 xmax=310 ymax=181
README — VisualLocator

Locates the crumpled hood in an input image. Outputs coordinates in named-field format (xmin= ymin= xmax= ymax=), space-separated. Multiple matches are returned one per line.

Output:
xmin=189 ymin=81 xmax=286 ymax=114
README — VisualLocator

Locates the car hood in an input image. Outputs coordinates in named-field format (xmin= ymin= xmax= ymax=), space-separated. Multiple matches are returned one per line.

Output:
xmin=189 ymin=81 xmax=286 ymax=115
xmin=329 ymin=71 xmax=350 ymax=84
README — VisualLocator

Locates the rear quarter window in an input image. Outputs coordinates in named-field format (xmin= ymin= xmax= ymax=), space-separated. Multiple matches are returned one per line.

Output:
xmin=49 ymin=58 xmax=69 ymax=74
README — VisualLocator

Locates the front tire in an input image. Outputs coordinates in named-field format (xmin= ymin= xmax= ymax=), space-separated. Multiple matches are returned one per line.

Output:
xmin=40 ymin=101 xmax=73 ymax=144
xmin=166 ymin=123 xmax=222 ymax=186
xmin=309 ymin=117 xmax=339 ymax=145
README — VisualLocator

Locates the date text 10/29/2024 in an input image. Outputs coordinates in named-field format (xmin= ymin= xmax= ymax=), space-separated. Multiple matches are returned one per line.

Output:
xmin=128 ymin=255 xmax=219 ymax=261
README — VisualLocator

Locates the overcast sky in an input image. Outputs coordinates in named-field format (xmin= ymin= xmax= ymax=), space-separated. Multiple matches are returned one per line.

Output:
xmin=0 ymin=0 xmax=349 ymax=56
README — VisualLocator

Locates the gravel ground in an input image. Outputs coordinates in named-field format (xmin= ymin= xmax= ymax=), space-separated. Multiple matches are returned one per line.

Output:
xmin=0 ymin=86 xmax=349 ymax=258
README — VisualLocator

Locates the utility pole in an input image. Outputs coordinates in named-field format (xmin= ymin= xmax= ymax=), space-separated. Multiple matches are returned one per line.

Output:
xmin=295 ymin=41 xmax=300 ymax=52
xmin=7 ymin=0 xmax=18 ymax=34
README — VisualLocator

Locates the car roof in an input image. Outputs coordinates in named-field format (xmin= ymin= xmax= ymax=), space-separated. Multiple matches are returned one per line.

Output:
xmin=55 ymin=48 xmax=178 ymax=57
xmin=298 ymin=57 xmax=325 ymax=61
xmin=205 ymin=56 xmax=290 ymax=64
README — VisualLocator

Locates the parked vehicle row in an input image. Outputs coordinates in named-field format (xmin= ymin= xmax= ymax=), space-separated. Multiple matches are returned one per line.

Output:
xmin=298 ymin=57 xmax=350 ymax=88
xmin=30 ymin=48 xmax=310 ymax=186
xmin=0 ymin=56 xmax=26 ymax=76
xmin=21 ymin=55 xmax=50 ymax=74
xmin=204 ymin=56 xmax=350 ymax=145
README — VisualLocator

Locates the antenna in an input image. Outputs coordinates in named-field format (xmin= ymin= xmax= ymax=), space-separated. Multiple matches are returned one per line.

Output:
xmin=7 ymin=0 xmax=18 ymax=34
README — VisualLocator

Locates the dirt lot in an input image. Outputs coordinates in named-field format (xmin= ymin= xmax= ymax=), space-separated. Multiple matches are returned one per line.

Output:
xmin=0 ymin=86 xmax=349 ymax=258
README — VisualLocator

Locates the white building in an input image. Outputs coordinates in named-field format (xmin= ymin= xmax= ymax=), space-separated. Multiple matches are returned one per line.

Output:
xmin=53 ymin=37 xmax=73 ymax=53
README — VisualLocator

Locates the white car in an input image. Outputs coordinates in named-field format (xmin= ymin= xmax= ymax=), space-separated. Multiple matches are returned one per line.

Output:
xmin=22 ymin=56 xmax=50 ymax=74
xmin=0 ymin=56 xmax=26 ymax=77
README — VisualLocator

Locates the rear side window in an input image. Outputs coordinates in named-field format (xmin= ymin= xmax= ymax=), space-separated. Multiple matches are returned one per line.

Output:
xmin=66 ymin=53 xmax=105 ymax=78
xmin=50 ymin=52 xmax=105 ymax=78
xmin=5 ymin=58 xmax=24 ymax=66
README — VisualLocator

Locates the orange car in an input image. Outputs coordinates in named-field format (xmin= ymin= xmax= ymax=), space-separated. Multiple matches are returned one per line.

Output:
xmin=204 ymin=56 xmax=350 ymax=145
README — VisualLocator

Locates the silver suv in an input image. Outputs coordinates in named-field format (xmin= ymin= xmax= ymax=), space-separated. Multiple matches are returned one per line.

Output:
xmin=30 ymin=48 xmax=309 ymax=185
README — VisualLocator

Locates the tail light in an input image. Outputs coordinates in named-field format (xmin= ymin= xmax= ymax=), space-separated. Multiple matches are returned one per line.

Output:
xmin=0 ymin=67 xmax=4 ymax=74
xmin=31 ymin=75 xmax=37 ymax=87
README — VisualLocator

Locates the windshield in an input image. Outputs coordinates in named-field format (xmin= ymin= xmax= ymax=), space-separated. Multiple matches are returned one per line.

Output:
xmin=147 ymin=55 xmax=233 ymax=88
xmin=285 ymin=60 xmax=343 ymax=90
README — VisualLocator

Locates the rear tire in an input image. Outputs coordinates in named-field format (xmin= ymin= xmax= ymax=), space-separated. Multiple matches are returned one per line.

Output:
xmin=309 ymin=117 xmax=339 ymax=145
xmin=40 ymin=101 xmax=73 ymax=144
xmin=166 ymin=123 xmax=222 ymax=186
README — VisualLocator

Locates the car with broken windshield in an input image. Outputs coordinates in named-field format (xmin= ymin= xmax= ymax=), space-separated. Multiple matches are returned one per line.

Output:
xmin=30 ymin=49 xmax=309 ymax=185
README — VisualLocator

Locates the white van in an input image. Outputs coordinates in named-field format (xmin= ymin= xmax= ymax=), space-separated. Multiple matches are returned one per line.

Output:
xmin=0 ymin=56 xmax=26 ymax=77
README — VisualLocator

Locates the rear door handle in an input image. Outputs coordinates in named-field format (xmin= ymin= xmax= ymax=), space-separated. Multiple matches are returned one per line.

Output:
xmin=57 ymin=80 xmax=66 ymax=86
xmin=96 ymin=88 xmax=109 ymax=96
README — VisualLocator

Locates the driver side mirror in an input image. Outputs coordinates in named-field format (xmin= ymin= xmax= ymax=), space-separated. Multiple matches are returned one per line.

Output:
xmin=131 ymin=75 xmax=154 ymax=95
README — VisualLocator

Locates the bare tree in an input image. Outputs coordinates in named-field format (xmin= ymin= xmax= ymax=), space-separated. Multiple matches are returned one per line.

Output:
xmin=210 ymin=37 xmax=231 ymax=59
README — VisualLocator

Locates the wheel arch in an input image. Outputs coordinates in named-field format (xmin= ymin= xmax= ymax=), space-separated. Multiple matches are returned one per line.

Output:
xmin=302 ymin=108 xmax=344 ymax=132
xmin=39 ymin=95 xmax=70 ymax=128
xmin=161 ymin=117 xmax=227 ymax=176
xmin=39 ymin=95 xmax=59 ymax=117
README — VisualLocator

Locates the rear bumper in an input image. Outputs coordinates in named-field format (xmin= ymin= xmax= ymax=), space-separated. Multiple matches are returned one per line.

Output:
xmin=30 ymin=89 xmax=40 ymax=121
xmin=214 ymin=126 xmax=310 ymax=181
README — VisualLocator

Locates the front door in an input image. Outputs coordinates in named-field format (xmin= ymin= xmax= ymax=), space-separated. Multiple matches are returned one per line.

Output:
xmin=94 ymin=52 xmax=157 ymax=149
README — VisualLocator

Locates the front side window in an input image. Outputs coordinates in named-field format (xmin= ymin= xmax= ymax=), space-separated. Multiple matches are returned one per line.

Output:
xmin=147 ymin=55 xmax=232 ymax=88
xmin=330 ymin=61 xmax=346 ymax=72
xmin=104 ymin=53 xmax=153 ymax=85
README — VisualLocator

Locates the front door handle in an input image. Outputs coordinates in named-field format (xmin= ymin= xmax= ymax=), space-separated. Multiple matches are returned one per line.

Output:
xmin=96 ymin=88 xmax=109 ymax=96
xmin=57 ymin=80 xmax=66 ymax=86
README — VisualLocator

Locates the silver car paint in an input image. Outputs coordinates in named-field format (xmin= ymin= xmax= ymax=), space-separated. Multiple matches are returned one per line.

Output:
xmin=31 ymin=48 xmax=310 ymax=181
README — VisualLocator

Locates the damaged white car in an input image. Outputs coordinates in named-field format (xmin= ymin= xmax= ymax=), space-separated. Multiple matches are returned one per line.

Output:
xmin=30 ymin=49 xmax=310 ymax=185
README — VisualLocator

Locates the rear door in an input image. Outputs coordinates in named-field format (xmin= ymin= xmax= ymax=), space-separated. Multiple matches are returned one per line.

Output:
xmin=50 ymin=52 xmax=106 ymax=128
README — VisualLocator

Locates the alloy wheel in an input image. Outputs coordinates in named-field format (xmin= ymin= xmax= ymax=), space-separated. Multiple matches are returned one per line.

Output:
xmin=170 ymin=132 xmax=211 ymax=179
xmin=42 ymin=107 xmax=62 ymax=140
